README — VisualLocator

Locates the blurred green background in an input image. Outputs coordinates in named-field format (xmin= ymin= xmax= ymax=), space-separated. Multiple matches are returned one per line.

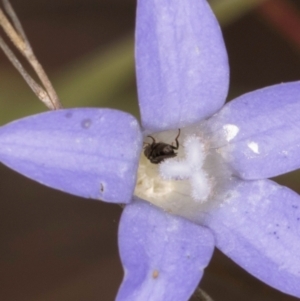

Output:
xmin=0 ymin=0 xmax=300 ymax=300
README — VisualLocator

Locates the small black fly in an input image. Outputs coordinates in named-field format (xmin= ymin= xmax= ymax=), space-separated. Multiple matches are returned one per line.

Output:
xmin=144 ymin=129 xmax=181 ymax=164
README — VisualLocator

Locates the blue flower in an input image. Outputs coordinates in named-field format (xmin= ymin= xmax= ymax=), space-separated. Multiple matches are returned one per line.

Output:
xmin=1 ymin=0 xmax=300 ymax=300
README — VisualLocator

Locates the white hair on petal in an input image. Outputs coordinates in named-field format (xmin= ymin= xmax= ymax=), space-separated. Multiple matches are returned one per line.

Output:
xmin=159 ymin=135 xmax=211 ymax=203
xmin=184 ymin=135 xmax=206 ymax=168
xmin=190 ymin=172 xmax=210 ymax=202
xmin=159 ymin=159 xmax=190 ymax=180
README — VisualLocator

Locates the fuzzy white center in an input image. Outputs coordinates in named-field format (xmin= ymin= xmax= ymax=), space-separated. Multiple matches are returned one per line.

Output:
xmin=134 ymin=126 xmax=233 ymax=221
xmin=159 ymin=136 xmax=210 ymax=202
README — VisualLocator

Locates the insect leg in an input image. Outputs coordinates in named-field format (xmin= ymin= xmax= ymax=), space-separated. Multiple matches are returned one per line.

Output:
xmin=147 ymin=135 xmax=156 ymax=143
xmin=173 ymin=129 xmax=181 ymax=149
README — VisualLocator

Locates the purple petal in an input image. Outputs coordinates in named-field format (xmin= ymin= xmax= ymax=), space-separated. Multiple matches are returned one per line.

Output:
xmin=0 ymin=108 xmax=142 ymax=203
xmin=117 ymin=199 xmax=214 ymax=301
xmin=203 ymin=179 xmax=300 ymax=298
xmin=136 ymin=0 xmax=229 ymax=131
xmin=206 ymin=82 xmax=300 ymax=179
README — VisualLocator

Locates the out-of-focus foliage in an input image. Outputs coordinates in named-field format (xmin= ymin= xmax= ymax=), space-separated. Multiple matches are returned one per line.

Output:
xmin=0 ymin=37 xmax=136 ymax=123
xmin=210 ymin=0 xmax=267 ymax=25
xmin=0 ymin=0 xmax=267 ymax=123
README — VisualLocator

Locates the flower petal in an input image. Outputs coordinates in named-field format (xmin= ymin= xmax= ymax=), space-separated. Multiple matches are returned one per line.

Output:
xmin=117 ymin=199 xmax=214 ymax=301
xmin=203 ymin=179 xmax=300 ymax=298
xmin=0 ymin=108 xmax=142 ymax=203
xmin=206 ymin=82 xmax=300 ymax=179
xmin=136 ymin=0 xmax=229 ymax=131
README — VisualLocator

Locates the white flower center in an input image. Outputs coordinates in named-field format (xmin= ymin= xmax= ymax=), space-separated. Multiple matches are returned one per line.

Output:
xmin=159 ymin=136 xmax=210 ymax=202
xmin=134 ymin=124 xmax=233 ymax=221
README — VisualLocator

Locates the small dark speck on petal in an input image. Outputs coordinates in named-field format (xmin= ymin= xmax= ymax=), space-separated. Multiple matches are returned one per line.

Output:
xmin=152 ymin=270 xmax=159 ymax=279
xmin=273 ymin=231 xmax=277 ymax=235
xmin=297 ymin=217 xmax=300 ymax=221
xmin=100 ymin=183 xmax=104 ymax=193
xmin=292 ymin=205 xmax=298 ymax=209
xmin=65 ymin=112 xmax=73 ymax=118
xmin=81 ymin=119 xmax=92 ymax=129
